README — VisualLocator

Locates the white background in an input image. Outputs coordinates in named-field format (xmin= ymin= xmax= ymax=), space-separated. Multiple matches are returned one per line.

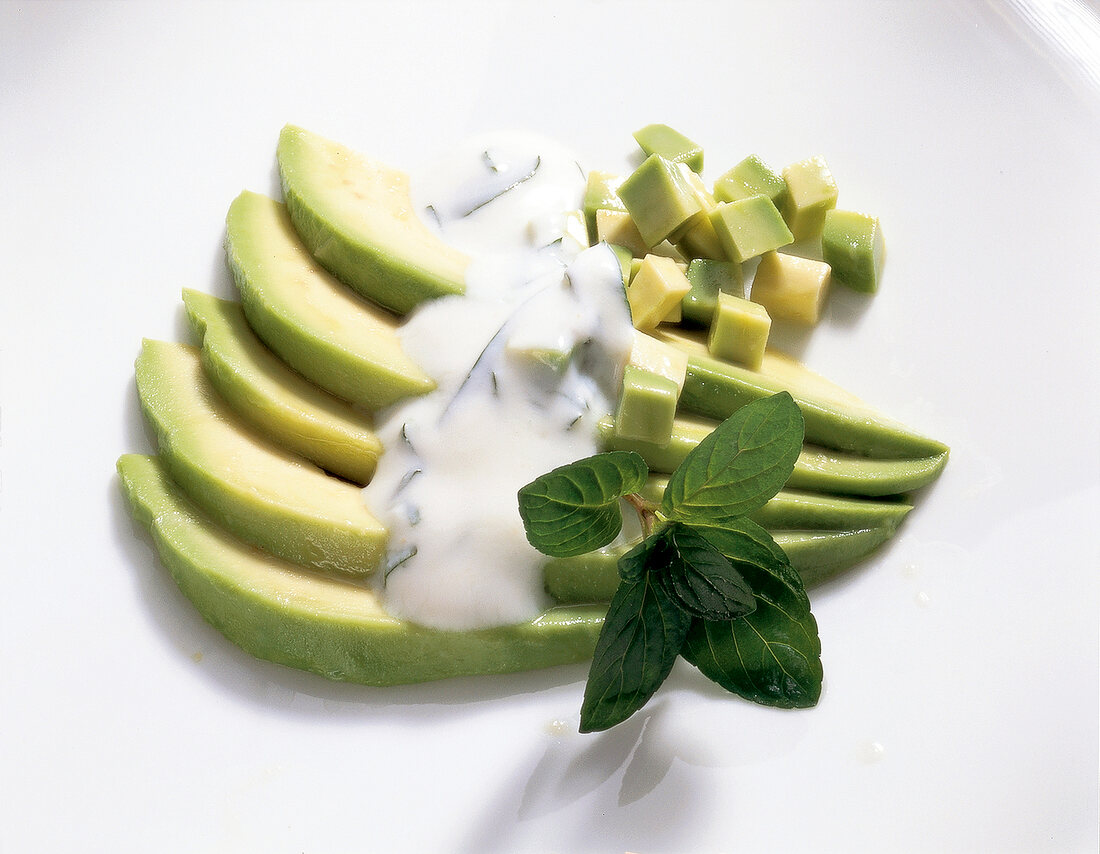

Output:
xmin=2 ymin=1 xmax=1098 ymax=851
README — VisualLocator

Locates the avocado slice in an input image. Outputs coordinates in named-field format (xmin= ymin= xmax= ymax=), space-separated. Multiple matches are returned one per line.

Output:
xmin=117 ymin=454 xmax=604 ymax=684
xmin=182 ymin=290 xmax=382 ymax=485
xmin=277 ymin=125 xmax=468 ymax=314
xmin=135 ymin=340 xmax=386 ymax=577
xmin=659 ymin=329 xmax=949 ymax=460
xmin=639 ymin=476 xmax=913 ymax=531
xmin=544 ymin=525 xmax=902 ymax=604
xmin=225 ymin=190 xmax=434 ymax=409
xmin=597 ymin=414 xmax=949 ymax=497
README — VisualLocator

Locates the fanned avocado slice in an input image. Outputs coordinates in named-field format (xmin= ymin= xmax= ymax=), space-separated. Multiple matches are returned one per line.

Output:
xmin=183 ymin=290 xmax=382 ymax=485
xmin=225 ymin=190 xmax=434 ymax=408
xmin=545 ymin=526 xmax=902 ymax=604
xmin=598 ymin=414 xmax=948 ymax=497
xmin=277 ymin=124 xmax=468 ymax=314
xmin=135 ymin=339 xmax=386 ymax=577
xmin=116 ymin=454 xmax=604 ymax=685
xmin=660 ymin=328 xmax=949 ymax=460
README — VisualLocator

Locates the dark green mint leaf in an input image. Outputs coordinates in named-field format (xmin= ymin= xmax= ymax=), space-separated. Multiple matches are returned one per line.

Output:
xmin=518 ymin=451 xmax=648 ymax=558
xmin=661 ymin=392 xmax=804 ymax=527
xmin=653 ymin=523 xmax=756 ymax=621
xmin=616 ymin=534 xmax=655 ymax=582
xmin=580 ymin=571 xmax=690 ymax=733
xmin=680 ymin=517 xmax=822 ymax=708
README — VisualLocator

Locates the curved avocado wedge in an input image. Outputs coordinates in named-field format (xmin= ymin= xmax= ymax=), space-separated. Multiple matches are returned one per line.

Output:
xmin=544 ymin=526 xmax=900 ymax=604
xmin=277 ymin=124 xmax=468 ymax=314
xmin=135 ymin=340 xmax=386 ymax=577
xmin=226 ymin=190 xmax=434 ymax=408
xmin=659 ymin=329 xmax=948 ymax=460
xmin=183 ymin=289 xmax=382 ymax=485
xmin=640 ymin=476 xmax=913 ymax=531
xmin=598 ymin=414 xmax=948 ymax=497
xmin=117 ymin=454 xmax=604 ymax=685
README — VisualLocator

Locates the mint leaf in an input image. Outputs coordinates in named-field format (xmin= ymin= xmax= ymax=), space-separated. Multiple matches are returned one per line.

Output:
xmin=518 ymin=451 xmax=648 ymax=558
xmin=680 ymin=517 xmax=822 ymax=708
xmin=662 ymin=392 xmax=804 ymax=527
xmin=652 ymin=523 xmax=756 ymax=620
xmin=580 ymin=565 xmax=690 ymax=733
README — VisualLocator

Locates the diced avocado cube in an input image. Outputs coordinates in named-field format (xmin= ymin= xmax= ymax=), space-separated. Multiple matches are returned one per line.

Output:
xmin=709 ymin=195 xmax=793 ymax=263
xmin=781 ymin=156 xmax=839 ymax=241
xmin=619 ymin=155 xmax=705 ymax=248
xmin=596 ymin=209 xmax=649 ymax=257
xmin=627 ymin=254 xmax=692 ymax=331
xmin=633 ymin=123 xmax=704 ymax=173
xmin=614 ymin=364 xmax=680 ymax=445
xmin=628 ymin=329 xmax=689 ymax=393
xmin=713 ymin=155 xmax=788 ymax=209
xmin=821 ymin=209 xmax=885 ymax=293
xmin=629 ymin=256 xmax=686 ymax=283
xmin=672 ymin=166 xmax=724 ymax=259
xmin=682 ymin=258 xmax=744 ymax=325
xmin=750 ymin=251 xmax=832 ymax=324
xmin=708 ymin=292 xmax=771 ymax=370
xmin=583 ymin=171 xmax=626 ymax=244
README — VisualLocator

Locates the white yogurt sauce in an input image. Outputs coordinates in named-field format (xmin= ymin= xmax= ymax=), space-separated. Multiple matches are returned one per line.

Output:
xmin=362 ymin=134 xmax=634 ymax=631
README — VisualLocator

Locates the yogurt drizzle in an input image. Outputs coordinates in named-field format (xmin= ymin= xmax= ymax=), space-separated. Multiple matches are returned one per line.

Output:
xmin=362 ymin=134 xmax=634 ymax=631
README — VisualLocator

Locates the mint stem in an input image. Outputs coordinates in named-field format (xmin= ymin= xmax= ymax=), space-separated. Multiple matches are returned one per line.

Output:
xmin=624 ymin=493 xmax=659 ymax=538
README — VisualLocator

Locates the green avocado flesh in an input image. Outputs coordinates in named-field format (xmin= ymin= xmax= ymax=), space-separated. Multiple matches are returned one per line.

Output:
xmin=116 ymin=127 xmax=949 ymax=692
xmin=225 ymin=190 xmax=434 ymax=409
xmin=660 ymin=329 xmax=948 ymax=460
xmin=598 ymin=414 xmax=948 ymax=497
xmin=135 ymin=339 xmax=386 ymax=577
xmin=117 ymin=455 xmax=604 ymax=684
xmin=277 ymin=125 xmax=468 ymax=315
xmin=182 ymin=290 xmax=381 ymax=485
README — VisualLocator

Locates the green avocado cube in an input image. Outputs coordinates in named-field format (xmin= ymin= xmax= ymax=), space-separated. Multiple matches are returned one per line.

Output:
xmin=627 ymin=254 xmax=692 ymax=331
xmin=633 ymin=123 xmax=704 ymax=173
xmin=627 ymin=329 xmax=689 ymax=393
xmin=619 ymin=155 xmax=705 ymax=248
xmin=709 ymin=195 xmax=793 ymax=263
xmin=682 ymin=258 xmax=744 ymax=325
xmin=614 ymin=364 xmax=680 ymax=445
xmin=750 ymin=251 xmax=832 ymax=324
xmin=713 ymin=155 xmax=788 ymax=209
xmin=822 ymin=210 xmax=885 ymax=293
xmin=674 ymin=167 xmax=725 ymax=259
xmin=781 ymin=156 xmax=839 ymax=241
xmin=708 ymin=292 xmax=771 ymax=369
xmin=583 ymin=171 xmax=626 ymax=244
xmin=596 ymin=209 xmax=649 ymax=257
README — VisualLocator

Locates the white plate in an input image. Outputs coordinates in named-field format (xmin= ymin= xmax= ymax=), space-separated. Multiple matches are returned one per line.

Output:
xmin=3 ymin=1 xmax=1098 ymax=851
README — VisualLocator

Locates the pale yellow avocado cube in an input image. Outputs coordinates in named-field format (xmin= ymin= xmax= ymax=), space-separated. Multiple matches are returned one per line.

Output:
xmin=628 ymin=255 xmax=692 ymax=331
xmin=596 ymin=209 xmax=649 ymax=257
xmin=708 ymin=292 xmax=771 ymax=369
xmin=781 ymin=156 xmax=839 ymax=241
xmin=750 ymin=252 xmax=832 ymax=325
xmin=627 ymin=328 xmax=689 ymax=393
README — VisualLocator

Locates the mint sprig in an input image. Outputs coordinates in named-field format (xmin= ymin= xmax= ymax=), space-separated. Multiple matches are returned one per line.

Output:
xmin=518 ymin=391 xmax=819 ymax=732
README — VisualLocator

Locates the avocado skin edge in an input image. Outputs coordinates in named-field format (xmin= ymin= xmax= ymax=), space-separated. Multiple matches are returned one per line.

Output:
xmin=118 ymin=455 xmax=604 ymax=686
